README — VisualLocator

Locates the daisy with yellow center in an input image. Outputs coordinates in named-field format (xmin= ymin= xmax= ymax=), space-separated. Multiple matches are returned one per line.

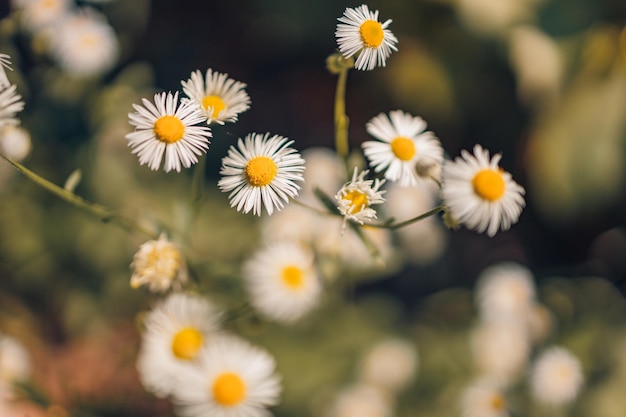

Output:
xmin=172 ymin=335 xmax=281 ymax=417
xmin=244 ymin=241 xmax=321 ymax=324
xmin=0 ymin=84 xmax=24 ymax=129
xmin=461 ymin=378 xmax=510 ymax=417
xmin=136 ymin=293 xmax=222 ymax=398
xmin=48 ymin=8 xmax=119 ymax=77
xmin=13 ymin=0 xmax=71 ymax=32
xmin=218 ymin=132 xmax=305 ymax=216
xmin=336 ymin=4 xmax=398 ymax=71
xmin=181 ymin=68 xmax=251 ymax=125
xmin=126 ymin=91 xmax=212 ymax=172
xmin=362 ymin=110 xmax=444 ymax=187
xmin=335 ymin=168 xmax=386 ymax=226
xmin=441 ymin=144 xmax=525 ymax=237
xmin=530 ymin=346 xmax=584 ymax=406
xmin=130 ymin=233 xmax=188 ymax=293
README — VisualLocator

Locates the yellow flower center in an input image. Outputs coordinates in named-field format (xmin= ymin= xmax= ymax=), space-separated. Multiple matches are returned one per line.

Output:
xmin=154 ymin=115 xmax=185 ymax=144
xmin=490 ymin=394 xmax=506 ymax=411
xmin=359 ymin=20 xmax=384 ymax=48
xmin=171 ymin=327 xmax=203 ymax=360
xmin=472 ymin=169 xmax=506 ymax=201
xmin=245 ymin=156 xmax=278 ymax=186
xmin=343 ymin=190 xmax=369 ymax=214
xmin=212 ymin=372 xmax=246 ymax=406
xmin=281 ymin=265 xmax=304 ymax=290
xmin=390 ymin=137 xmax=416 ymax=161
xmin=202 ymin=95 xmax=226 ymax=117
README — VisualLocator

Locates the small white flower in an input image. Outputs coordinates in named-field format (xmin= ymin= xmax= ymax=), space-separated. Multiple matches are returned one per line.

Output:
xmin=172 ymin=335 xmax=282 ymax=417
xmin=336 ymin=4 xmax=398 ymax=71
xmin=0 ymin=54 xmax=14 ymax=90
xmin=441 ymin=144 xmax=525 ymax=236
xmin=330 ymin=383 xmax=392 ymax=417
xmin=0 ymin=125 xmax=31 ymax=161
xmin=359 ymin=338 xmax=418 ymax=394
xmin=335 ymin=168 xmax=386 ymax=225
xmin=0 ymin=85 xmax=24 ymax=129
xmin=126 ymin=91 xmax=212 ymax=173
xmin=12 ymin=0 xmax=71 ymax=32
xmin=244 ymin=241 xmax=321 ymax=324
xmin=530 ymin=346 xmax=584 ymax=406
xmin=130 ymin=234 xmax=187 ymax=293
xmin=363 ymin=110 xmax=443 ymax=187
xmin=461 ymin=378 xmax=510 ymax=417
xmin=48 ymin=8 xmax=119 ymax=77
xmin=181 ymin=69 xmax=251 ymax=125
xmin=0 ymin=334 xmax=30 ymax=383
xmin=476 ymin=262 xmax=536 ymax=322
xmin=218 ymin=132 xmax=305 ymax=216
xmin=137 ymin=293 xmax=222 ymax=398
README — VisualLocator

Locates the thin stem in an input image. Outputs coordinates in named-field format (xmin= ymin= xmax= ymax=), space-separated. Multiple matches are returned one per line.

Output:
xmin=1 ymin=154 xmax=159 ymax=239
xmin=190 ymin=153 xmax=207 ymax=206
xmin=334 ymin=65 xmax=350 ymax=161
xmin=368 ymin=205 xmax=445 ymax=230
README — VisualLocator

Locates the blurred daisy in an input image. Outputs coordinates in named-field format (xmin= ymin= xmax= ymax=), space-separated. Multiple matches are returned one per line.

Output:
xmin=330 ymin=383 xmax=392 ymax=417
xmin=130 ymin=234 xmax=187 ymax=293
xmin=335 ymin=168 xmax=386 ymax=226
xmin=244 ymin=241 xmax=321 ymax=324
xmin=126 ymin=91 xmax=212 ymax=173
xmin=0 ymin=85 xmax=24 ymax=129
xmin=441 ymin=144 xmax=525 ymax=237
xmin=0 ymin=334 xmax=31 ymax=383
xmin=11 ymin=0 xmax=71 ymax=32
xmin=0 ymin=54 xmax=14 ymax=89
xmin=172 ymin=335 xmax=281 ymax=417
xmin=461 ymin=378 xmax=509 ymax=417
xmin=48 ymin=9 xmax=119 ymax=77
xmin=0 ymin=125 xmax=31 ymax=161
xmin=218 ymin=132 xmax=305 ymax=216
xmin=359 ymin=338 xmax=418 ymax=394
xmin=336 ymin=5 xmax=398 ymax=71
xmin=530 ymin=346 xmax=584 ymax=406
xmin=137 ymin=292 xmax=222 ymax=398
xmin=363 ymin=110 xmax=443 ymax=187
xmin=476 ymin=262 xmax=536 ymax=322
xmin=181 ymin=69 xmax=251 ymax=125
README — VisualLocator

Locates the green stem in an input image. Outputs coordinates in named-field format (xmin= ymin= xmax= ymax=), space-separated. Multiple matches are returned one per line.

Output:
xmin=334 ymin=65 xmax=350 ymax=161
xmin=1 ymin=154 xmax=159 ymax=239
xmin=368 ymin=205 xmax=445 ymax=230
xmin=190 ymin=154 xmax=207 ymax=206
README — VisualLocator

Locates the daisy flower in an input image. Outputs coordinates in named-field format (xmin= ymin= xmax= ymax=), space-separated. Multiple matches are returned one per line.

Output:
xmin=11 ymin=0 xmax=71 ymax=32
xmin=130 ymin=233 xmax=187 ymax=293
xmin=336 ymin=5 xmax=398 ymax=71
xmin=0 ymin=334 xmax=31 ymax=383
xmin=441 ymin=144 xmax=525 ymax=237
xmin=335 ymin=168 xmax=386 ymax=226
xmin=461 ymin=378 xmax=510 ymax=417
xmin=181 ymin=69 xmax=251 ymax=125
xmin=0 ymin=54 xmax=14 ymax=90
xmin=0 ymin=125 xmax=31 ymax=162
xmin=530 ymin=346 xmax=584 ymax=406
xmin=363 ymin=110 xmax=444 ymax=187
xmin=476 ymin=262 xmax=536 ymax=322
xmin=358 ymin=338 xmax=418 ymax=394
xmin=218 ymin=132 xmax=305 ymax=216
xmin=330 ymin=383 xmax=392 ymax=417
xmin=48 ymin=8 xmax=119 ymax=77
xmin=126 ymin=91 xmax=212 ymax=173
xmin=0 ymin=85 xmax=25 ymax=129
xmin=137 ymin=292 xmax=222 ymax=398
xmin=244 ymin=241 xmax=321 ymax=324
xmin=172 ymin=335 xmax=282 ymax=417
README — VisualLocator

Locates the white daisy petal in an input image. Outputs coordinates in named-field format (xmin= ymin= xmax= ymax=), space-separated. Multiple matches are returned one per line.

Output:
xmin=335 ymin=167 xmax=386 ymax=226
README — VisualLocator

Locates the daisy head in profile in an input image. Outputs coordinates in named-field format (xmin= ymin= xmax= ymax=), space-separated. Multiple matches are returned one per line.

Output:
xmin=218 ymin=132 xmax=305 ymax=216
xmin=130 ymin=233 xmax=187 ymax=293
xmin=181 ymin=68 xmax=251 ymax=125
xmin=172 ymin=335 xmax=282 ymax=417
xmin=136 ymin=292 xmax=222 ymax=398
xmin=244 ymin=241 xmax=321 ymax=324
xmin=530 ymin=346 xmax=584 ymax=406
xmin=362 ymin=110 xmax=444 ymax=187
xmin=441 ymin=144 xmax=525 ymax=237
xmin=126 ymin=91 xmax=212 ymax=173
xmin=336 ymin=4 xmax=398 ymax=71
xmin=335 ymin=167 xmax=386 ymax=226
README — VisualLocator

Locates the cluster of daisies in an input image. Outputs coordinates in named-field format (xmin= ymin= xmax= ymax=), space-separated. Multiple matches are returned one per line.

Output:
xmin=0 ymin=55 xmax=31 ymax=164
xmin=9 ymin=0 xmax=119 ymax=77
xmin=462 ymin=263 xmax=584 ymax=416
